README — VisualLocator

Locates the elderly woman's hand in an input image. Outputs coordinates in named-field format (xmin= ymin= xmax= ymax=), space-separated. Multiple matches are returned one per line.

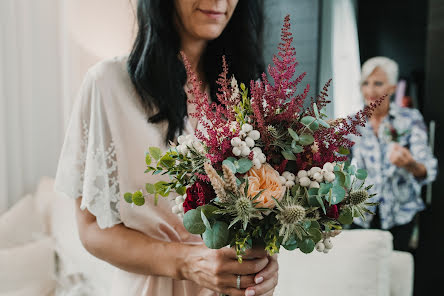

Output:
xmin=389 ymin=143 xmax=427 ymax=178
xmin=244 ymin=254 xmax=279 ymax=296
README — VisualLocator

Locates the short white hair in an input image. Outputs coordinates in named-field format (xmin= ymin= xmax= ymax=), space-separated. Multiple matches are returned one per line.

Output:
xmin=360 ymin=56 xmax=399 ymax=86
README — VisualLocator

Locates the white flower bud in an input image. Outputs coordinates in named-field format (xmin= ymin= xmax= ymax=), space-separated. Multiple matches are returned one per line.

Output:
xmin=252 ymin=147 xmax=262 ymax=154
xmin=323 ymin=248 xmax=330 ymax=254
xmin=253 ymin=158 xmax=261 ymax=169
xmin=309 ymin=167 xmax=322 ymax=176
xmin=177 ymin=203 xmax=184 ymax=213
xmin=282 ymin=171 xmax=291 ymax=178
xmin=309 ymin=181 xmax=320 ymax=189
xmin=172 ymin=205 xmax=181 ymax=214
xmin=297 ymin=170 xmax=308 ymax=178
xmin=177 ymin=135 xmax=186 ymax=144
xmin=258 ymin=153 xmax=267 ymax=163
xmin=315 ymin=242 xmax=325 ymax=252
xmin=285 ymin=180 xmax=295 ymax=188
xmin=248 ymin=130 xmax=260 ymax=141
xmin=175 ymin=195 xmax=185 ymax=205
xmin=231 ymin=137 xmax=242 ymax=147
xmin=324 ymin=171 xmax=336 ymax=183
xmin=242 ymin=123 xmax=253 ymax=133
xmin=323 ymin=238 xmax=333 ymax=249
xmin=286 ymin=173 xmax=296 ymax=181
xmin=299 ymin=177 xmax=311 ymax=187
xmin=323 ymin=162 xmax=334 ymax=172
xmin=245 ymin=137 xmax=255 ymax=148
xmin=232 ymin=147 xmax=241 ymax=156
xmin=313 ymin=172 xmax=323 ymax=183
xmin=279 ymin=176 xmax=287 ymax=185
xmin=241 ymin=146 xmax=251 ymax=157
xmin=239 ymin=131 xmax=247 ymax=138
xmin=240 ymin=141 xmax=247 ymax=148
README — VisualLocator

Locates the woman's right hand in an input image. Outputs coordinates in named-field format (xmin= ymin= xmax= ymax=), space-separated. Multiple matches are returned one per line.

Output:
xmin=181 ymin=245 xmax=270 ymax=296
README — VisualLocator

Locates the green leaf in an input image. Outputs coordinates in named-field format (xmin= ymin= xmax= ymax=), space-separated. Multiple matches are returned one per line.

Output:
xmin=183 ymin=209 xmax=206 ymax=234
xmin=356 ymin=169 xmax=368 ymax=180
xmin=282 ymin=237 xmax=298 ymax=251
xmin=301 ymin=116 xmax=316 ymax=126
xmin=330 ymin=185 xmax=346 ymax=205
xmin=282 ymin=150 xmax=296 ymax=160
xmin=307 ymin=188 xmax=319 ymax=196
xmin=203 ymin=221 xmax=230 ymax=249
xmin=201 ymin=210 xmax=212 ymax=230
xmin=318 ymin=118 xmax=330 ymax=128
xmin=338 ymin=208 xmax=354 ymax=224
xmin=124 ymin=192 xmax=133 ymax=203
xmin=298 ymin=238 xmax=315 ymax=254
xmin=176 ymin=186 xmax=186 ymax=196
xmin=291 ymin=142 xmax=304 ymax=153
xmin=344 ymin=174 xmax=351 ymax=189
xmin=237 ymin=158 xmax=253 ymax=174
xmin=338 ymin=147 xmax=350 ymax=155
xmin=303 ymin=221 xmax=311 ymax=230
xmin=319 ymin=183 xmax=333 ymax=196
xmin=308 ymin=120 xmax=319 ymax=132
xmin=299 ymin=134 xmax=315 ymax=146
xmin=333 ymin=171 xmax=346 ymax=187
xmin=154 ymin=181 xmax=169 ymax=197
xmin=149 ymin=147 xmax=162 ymax=160
xmin=308 ymin=228 xmax=322 ymax=244
xmin=200 ymin=205 xmax=220 ymax=219
xmin=132 ymin=191 xmax=145 ymax=206
xmin=222 ymin=159 xmax=237 ymax=173
xmin=288 ymin=128 xmax=299 ymax=141
xmin=348 ymin=165 xmax=356 ymax=175
xmin=159 ymin=154 xmax=175 ymax=168
xmin=146 ymin=183 xmax=156 ymax=194
xmin=309 ymin=221 xmax=320 ymax=230
xmin=145 ymin=153 xmax=152 ymax=166
xmin=313 ymin=103 xmax=320 ymax=119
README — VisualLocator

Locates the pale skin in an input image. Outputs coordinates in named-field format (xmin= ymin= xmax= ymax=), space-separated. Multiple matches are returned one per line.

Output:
xmin=361 ymin=67 xmax=427 ymax=178
xmin=76 ymin=1 xmax=278 ymax=296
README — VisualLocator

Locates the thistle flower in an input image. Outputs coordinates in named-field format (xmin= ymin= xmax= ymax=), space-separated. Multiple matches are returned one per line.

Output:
xmin=349 ymin=189 xmax=369 ymax=205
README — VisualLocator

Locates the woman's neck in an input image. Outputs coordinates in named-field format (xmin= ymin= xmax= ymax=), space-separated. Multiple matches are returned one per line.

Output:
xmin=180 ymin=35 xmax=207 ymax=82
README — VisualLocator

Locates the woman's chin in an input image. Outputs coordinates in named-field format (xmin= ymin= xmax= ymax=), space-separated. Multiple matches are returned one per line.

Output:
xmin=194 ymin=26 xmax=225 ymax=40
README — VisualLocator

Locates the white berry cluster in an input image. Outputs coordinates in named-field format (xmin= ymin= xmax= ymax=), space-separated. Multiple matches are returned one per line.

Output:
xmin=315 ymin=230 xmax=341 ymax=253
xmin=231 ymin=124 xmax=263 ymax=164
xmin=296 ymin=162 xmax=336 ymax=189
xmin=176 ymin=134 xmax=205 ymax=155
xmin=279 ymin=171 xmax=296 ymax=188
xmin=172 ymin=194 xmax=186 ymax=218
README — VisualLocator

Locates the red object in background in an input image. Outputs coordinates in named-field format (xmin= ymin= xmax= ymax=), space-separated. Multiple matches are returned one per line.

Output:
xmin=401 ymin=96 xmax=413 ymax=108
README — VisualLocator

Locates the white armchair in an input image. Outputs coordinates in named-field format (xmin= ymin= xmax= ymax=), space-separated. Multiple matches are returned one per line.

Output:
xmin=0 ymin=177 xmax=414 ymax=296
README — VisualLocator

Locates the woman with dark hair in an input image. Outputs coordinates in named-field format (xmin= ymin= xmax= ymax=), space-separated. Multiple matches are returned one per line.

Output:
xmin=54 ymin=0 xmax=278 ymax=295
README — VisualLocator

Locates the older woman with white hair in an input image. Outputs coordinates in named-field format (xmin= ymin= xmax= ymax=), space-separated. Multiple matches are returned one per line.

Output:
xmin=349 ymin=56 xmax=437 ymax=251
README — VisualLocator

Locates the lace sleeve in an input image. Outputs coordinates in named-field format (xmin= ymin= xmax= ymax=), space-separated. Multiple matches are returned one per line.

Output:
xmin=54 ymin=70 xmax=121 ymax=229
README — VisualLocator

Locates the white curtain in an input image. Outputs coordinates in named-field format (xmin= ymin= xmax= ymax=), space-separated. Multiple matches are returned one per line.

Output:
xmin=332 ymin=0 xmax=362 ymax=118
xmin=0 ymin=0 xmax=136 ymax=213
xmin=319 ymin=0 xmax=362 ymax=119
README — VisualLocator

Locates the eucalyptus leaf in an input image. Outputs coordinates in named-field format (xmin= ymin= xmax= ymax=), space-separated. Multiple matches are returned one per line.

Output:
xmin=203 ymin=221 xmax=230 ymax=249
xmin=146 ymin=183 xmax=155 ymax=194
xmin=348 ymin=165 xmax=356 ymax=175
xmin=299 ymin=134 xmax=314 ymax=146
xmin=145 ymin=153 xmax=152 ymax=166
xmin=318 ymin=118 xmax=330 ymax=128
xmin=313 ymin=103 xmax=320 ymax=119
xmin=330 ymin=185 xmax=346 ymax=205
xmin=222 ymin=159 xmax=237 ymax=173
xmin=154 ymin=181 xmax=169 ymax=197
xmin=308 ymin=120 xmax=319 ymax=132
xmin=132 ymin=191 xmax=145 ymax=206
xmin=319 ymin=183 xmax=333 ymax=195
xmin=298 ymin=238 xmax=315 ymax=254
xmin=282 ymin=237 xmax=298 ymax=251
xmin=149 ymin=147 xmax=162 ymax=160
xmin=201 ymin=210 xmax=212 ymax=230
xmin=303 ymin=221 xmax=311 ymax=230
xmin=288 ymin=128 xmax=299 ymax=141
xmin=338 ymin=208 xmax=354 ymax=224
xmin=124 ymin=192 xmax=133 ymax=204
xmin=309 ymin=221 xmax=320 ymax=230
xmin=344 ymin=174 xmax=351 ymax=189
xmin=291 ymin=143 xmax=304 ymax=154
xmin=333 ymin=171 xmax=346 ymax=187
xmin=308 ymin=228 xmax=322 ymax=244
xmin=183 ymin=209 xmax=206 ymax=234
xmin=282 ymin=150 xmax=296 ymax=160
xmin=237 ymin=158 xmax=253 ymax=174
xmin=301 ymin=116 xmax=316 ymax=126
xmin=356 ymin=169 xmax=368 ymax=180
xmin=200 ymin=205 xmax=220 ymax=219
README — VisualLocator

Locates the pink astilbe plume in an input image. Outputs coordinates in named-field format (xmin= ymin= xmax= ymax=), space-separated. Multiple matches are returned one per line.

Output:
xmin=180 ymin=52 xmax=237 ymax=163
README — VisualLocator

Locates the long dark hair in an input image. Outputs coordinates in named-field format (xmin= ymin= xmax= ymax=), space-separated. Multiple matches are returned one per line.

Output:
xmin=128 ymin=0 xmax=264 ymax=143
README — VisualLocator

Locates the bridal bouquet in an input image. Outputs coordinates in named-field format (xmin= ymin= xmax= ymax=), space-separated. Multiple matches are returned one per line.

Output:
xmin=124 ymin=16 xmax=381 ymax=261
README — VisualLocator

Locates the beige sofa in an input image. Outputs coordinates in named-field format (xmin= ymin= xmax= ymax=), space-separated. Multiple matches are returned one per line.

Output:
xmin=0 ymin=177 xmax=414 ymax=296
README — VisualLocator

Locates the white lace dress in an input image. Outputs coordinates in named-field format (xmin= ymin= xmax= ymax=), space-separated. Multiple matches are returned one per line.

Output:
xmin=54 ymin=56 xmax=216 ymax=296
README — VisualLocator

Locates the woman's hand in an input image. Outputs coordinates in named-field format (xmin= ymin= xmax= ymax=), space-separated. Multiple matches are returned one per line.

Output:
xmin=389 ymin=143 xmax=427 ymax=178
xmin=245 ymin=254 xmax=279 ymax=296
xmin=181 ymin=245 xmax=275 ymax=296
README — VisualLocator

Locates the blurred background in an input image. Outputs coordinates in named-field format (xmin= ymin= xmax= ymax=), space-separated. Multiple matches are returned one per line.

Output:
xmin=0 ymin=0 xmax=442 ymax=295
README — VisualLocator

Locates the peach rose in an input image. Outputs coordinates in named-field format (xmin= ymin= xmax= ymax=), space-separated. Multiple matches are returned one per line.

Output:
xmin=247 ymin=163 xmax=286 ymax=208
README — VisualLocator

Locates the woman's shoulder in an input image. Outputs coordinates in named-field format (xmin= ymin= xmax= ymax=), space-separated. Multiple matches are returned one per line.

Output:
xmin=85 ymin=55 xmax=131 ymax=89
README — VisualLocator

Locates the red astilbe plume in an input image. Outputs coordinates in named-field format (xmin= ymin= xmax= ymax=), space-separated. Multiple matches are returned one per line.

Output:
xmin=180 ymin=52 xmax=236 ymax=164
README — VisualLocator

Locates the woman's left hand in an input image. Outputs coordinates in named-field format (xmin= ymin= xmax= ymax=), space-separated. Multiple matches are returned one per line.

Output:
xmin=244 ymin=254 xmax=279 ymax=296
xmin=389 ymin=143 xmax=427 ymax=178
